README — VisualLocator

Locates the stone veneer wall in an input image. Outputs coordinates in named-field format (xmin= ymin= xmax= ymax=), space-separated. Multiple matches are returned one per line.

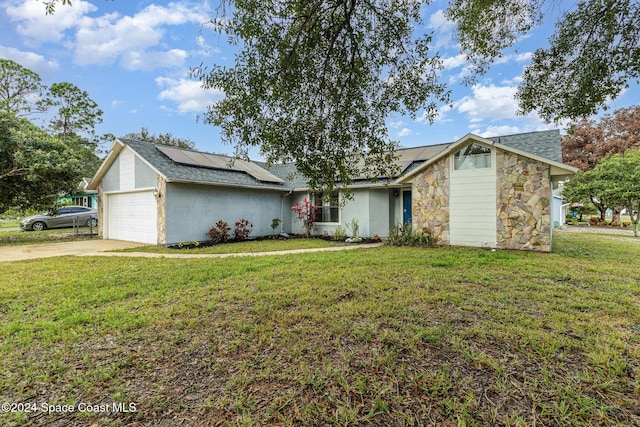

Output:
xmin=412 ymin=156 xmax=450 ymax=244
xmin=496 ymin=151 xmax=551 ymax=252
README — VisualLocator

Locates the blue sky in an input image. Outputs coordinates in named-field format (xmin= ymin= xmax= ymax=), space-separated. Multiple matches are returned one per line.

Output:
xmin=1 ymin=0 xmax=638 ymax=157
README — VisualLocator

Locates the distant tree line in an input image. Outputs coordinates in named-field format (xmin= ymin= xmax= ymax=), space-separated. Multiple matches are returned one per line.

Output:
xmin=561 ymin=106 xmax=640 ymax=235
xmin=0 ymin=58 xmax=195 ymax=213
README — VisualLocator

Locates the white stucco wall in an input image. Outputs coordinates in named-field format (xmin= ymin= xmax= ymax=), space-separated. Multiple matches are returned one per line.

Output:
xmin=290 ymin=188 xmax=398 ymax=238
xmin=164 ymin=183 xmax=286 ymax=244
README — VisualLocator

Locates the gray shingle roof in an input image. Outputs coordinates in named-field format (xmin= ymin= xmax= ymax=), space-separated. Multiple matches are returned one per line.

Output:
xmin=121 ymin=139 xmax=291 ymax=190
xmin=487 ymin=129 xmax=562 ymax=163
xmin=120 ymin=129 xmax=563 ymax=190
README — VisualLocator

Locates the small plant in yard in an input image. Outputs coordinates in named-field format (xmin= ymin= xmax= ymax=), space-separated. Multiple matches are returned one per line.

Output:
xmin=208 ymin=220 xmax=230 ymax=243
xmin=234 ymin=218 xmax=253 ymax=241
xmin=270 ymin=218 xmax=281 ymax=236
xmin=291 ymin=198 xmax=317 ymax=237
xmin=177 ymin=240 xmax=200 ymax=248
xmin=332 ymin=225 xmax=347 ymax=241
xmin=386 ymin=222 xmax=435 ymax=247
xmin=346 ymin=218 xmax=360 ymax=237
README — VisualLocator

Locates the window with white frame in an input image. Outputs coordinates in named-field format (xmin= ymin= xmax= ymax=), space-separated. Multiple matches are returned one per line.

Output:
xmin=453 ymin=143 xmax=492 ymax=170
xmin=313 ymin=191 xmax=339 ymax=223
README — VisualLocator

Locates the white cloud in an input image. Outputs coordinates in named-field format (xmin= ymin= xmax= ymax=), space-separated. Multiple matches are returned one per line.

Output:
xmin=470 ymin=125 xmax=523 ymax=138
xmin=0 ymin=45 xmax=59 ymax=75
xmin=455 ymin=84 xmax=520 ymax=123
xmin=156 ymin=76 xmax=223 ymax=114
xmin=441 ymin=54 xmax=467 ymax=70
xmin=398 ymin=128 xmax=413 ymax=137
xmin=453 ymin=81 xmax=568 ymax=135
xmin=120 ymin=49 xmax=189 ymax=71
xmin=426 ymin=9 xmax=457 ymax=49
xmin=5 ymin=0 xmax=96 ymax=45
xmin=74 ymin=3 xmax=208 ymax=69
xmin=4 ymin=1 xmax=210 ymax=71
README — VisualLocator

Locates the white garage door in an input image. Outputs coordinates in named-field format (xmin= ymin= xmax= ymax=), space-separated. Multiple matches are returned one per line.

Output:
xmin=106 ymin=191 xmax=157 ymax=244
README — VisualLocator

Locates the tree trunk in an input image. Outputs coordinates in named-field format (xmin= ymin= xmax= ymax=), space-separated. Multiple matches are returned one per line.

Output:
xmin=631 ymin=201 xmax=640 ymax=237
xmin=612 ymin=206 xmax=623 ymax=226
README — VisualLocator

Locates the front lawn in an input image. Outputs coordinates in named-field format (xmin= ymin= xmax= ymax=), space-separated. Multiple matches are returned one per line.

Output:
xmin=0 ymin=233 xmax=638 ymax=426
xmin=119 ymin=237 xmax=349 ymax=254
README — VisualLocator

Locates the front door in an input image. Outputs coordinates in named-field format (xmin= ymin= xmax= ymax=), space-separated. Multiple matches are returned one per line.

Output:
xmin=402 ymin=190 xmax=412 ymax=224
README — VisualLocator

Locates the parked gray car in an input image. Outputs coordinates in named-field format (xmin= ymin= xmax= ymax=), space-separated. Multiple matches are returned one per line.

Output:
xmin=20 ymin=206 xmax=98 ymax=231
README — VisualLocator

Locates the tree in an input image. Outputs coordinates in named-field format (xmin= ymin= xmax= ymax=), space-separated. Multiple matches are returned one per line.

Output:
xmin=518 ymin=0 xmax=640 ymax=122
xmin=562 ymin=119 xmax=605 ymax=172
xmin=35 ymin=82 xmax=104 ymax=176
xmin=600 ymin=106 xmax=640 ymax=158
xmin=562 ymin=170 xmax=611 ymax=221
xmin=562 ymin=106 xmax=640 ymax=171
xmin=0 ymin=113 xmax=85 ymax=211
xmin=562 ymin=106 xmax=640 ymax=223
xmin=194 ymin=0 xmax=449 ymax=192
xmin=593 ymin=149 xmax=640 ymax=236
xmin=122 ymin=126 xmax=196 ymax=149
xmin=49 ymin=0 xmax=640 ymax=189
xmin=0 ymin=58 xmax=45 ymax=116
xmin=38 ymin=82 xmax=103 ymax=143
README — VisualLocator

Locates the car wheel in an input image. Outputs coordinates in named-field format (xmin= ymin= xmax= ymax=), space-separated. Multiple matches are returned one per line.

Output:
xmin=32 ymin=221 xmax=47 ymax=231
xmin=87 ymin=218 xmax=98 ymax=227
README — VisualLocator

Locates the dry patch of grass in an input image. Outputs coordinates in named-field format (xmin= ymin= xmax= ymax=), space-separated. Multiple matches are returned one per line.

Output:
xmin=0 ymin=233 xmax=638 ymax=426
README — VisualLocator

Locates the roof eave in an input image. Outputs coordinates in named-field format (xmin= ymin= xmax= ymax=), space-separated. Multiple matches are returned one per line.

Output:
xmin=166 ymin=178 xmax=292 ymax=192
xmin=87 ymin=139 xmax=125 ymax=190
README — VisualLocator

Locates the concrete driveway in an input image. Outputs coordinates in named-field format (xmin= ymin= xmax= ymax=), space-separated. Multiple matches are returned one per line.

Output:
xmin=0 ymin=239 xmax=145 ymax=262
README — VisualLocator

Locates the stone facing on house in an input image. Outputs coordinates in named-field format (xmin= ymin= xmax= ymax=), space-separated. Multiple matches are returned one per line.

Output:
xmin=496 ymin=151 xmax=551 ymax=252
xmin=412 ymin=148 xmax=553 ymax=252
xmin=156 ymin=176 xmax=167 ymax=245
xmin=412 ymin=156 xmax=450 ymax=244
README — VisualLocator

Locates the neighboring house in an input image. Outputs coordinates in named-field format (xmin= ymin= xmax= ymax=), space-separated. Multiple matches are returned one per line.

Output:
xmin=88 ymin=130 xmax=577 ymax=251
xmin=57 ymin=177 xmax=99 ymax=209
xmin=552 ymin=183 xmax=570 ymax=228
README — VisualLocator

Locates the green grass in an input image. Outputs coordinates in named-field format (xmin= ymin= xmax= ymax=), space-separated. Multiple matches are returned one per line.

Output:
xmin=120 ymin=237 xmax=349 ymax=254
xmin=0 ymin=232 xmax=639 ymax=426
xmin=0 ymin=228 xmax=97 ymax=246
xmin=0 ymin=220 xmax=19 ymax=228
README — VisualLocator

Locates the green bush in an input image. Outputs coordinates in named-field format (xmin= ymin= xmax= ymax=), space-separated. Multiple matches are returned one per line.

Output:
xmin=332 ymin=226 xmax=347 ymax=241
xmin=386 ymin=222 xmax=435 ymax=247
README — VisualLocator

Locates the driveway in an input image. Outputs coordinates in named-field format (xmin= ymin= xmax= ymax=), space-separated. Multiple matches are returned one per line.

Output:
xmin=0 ymin=240 xmax=146 ymax=262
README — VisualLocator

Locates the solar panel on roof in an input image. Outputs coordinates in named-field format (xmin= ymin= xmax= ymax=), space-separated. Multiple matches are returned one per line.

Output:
xmin=156 ymin=145 xmax=284 ymax=184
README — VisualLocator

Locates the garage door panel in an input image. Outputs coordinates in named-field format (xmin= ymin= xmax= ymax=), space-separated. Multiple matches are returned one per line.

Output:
xmin=107 ymin=191 xmax=157 ymax=244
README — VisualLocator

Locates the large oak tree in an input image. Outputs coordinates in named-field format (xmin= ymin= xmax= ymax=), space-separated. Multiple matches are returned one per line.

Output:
xmin=44 ymin=0 xmax=640 ymax=191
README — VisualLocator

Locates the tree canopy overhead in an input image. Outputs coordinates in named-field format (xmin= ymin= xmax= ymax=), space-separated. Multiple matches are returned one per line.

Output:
xmin=194 ymin=0 xmax=450 ymax=191
xmin=44 ymin=0 xmax=640 ymax=191
xmin=518 ymin=0 xmax=640 ymax=122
